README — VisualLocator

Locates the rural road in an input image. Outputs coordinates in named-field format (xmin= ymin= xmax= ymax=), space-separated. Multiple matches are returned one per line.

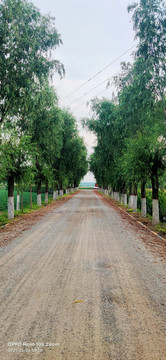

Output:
xmin=0 ymin=190 xmax=165 ymax=360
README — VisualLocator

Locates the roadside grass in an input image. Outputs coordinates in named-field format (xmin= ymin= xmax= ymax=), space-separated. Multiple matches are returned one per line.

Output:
xmin=98 ymin=190 xmax=166 ymax=239
xmin=127 ymin=208 xmax=134 ymax=213
xmin=79 ymin=187 xmax=93 ymax=189
xmin=0 ymin=190 xmax=72 ymax=228
xmin=156 ymin=224 xmax=166 ymax=235
xmin=0 ymin=204 xmax=42 ymax=227
xmin=0 ymin=190 xmax=46 ymax=211
xmin=0 ymin=212 xmax=9 ymax=227
xmin=0 ymin=190 xmax=46 ymax=227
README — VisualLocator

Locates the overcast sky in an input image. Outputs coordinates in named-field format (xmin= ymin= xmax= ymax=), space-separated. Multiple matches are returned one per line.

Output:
xmin=33 ymin=0 xmax=137 ymax=182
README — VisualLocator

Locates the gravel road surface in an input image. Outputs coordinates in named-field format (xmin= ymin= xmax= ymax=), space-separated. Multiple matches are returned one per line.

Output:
xmin=0 ymin=190 xmax=165 ymax=360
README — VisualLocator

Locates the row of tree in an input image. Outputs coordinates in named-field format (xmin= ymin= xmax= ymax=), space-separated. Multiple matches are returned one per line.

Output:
xmin=84 ymin=0 xmax=166 ymax=225
xmin=0 ymin=0 xmax=88 ymax=218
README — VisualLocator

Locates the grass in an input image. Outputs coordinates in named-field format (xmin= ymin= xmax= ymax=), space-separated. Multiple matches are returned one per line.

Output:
xmin=156 ymin=224 xmax=166 ymax=235
xmin=0 ymin=189 xmax=47 ymax=212
xmin=98 ymin=189 xmax=166 ymax=239
xmin=79 ymin=187 xmax=93 ymax=189
xmin=0 ymin=189 xmax=71 ymax=227
xmin=0 ymin=203 xmax=44 ymax=227
xmin=0 ymin=212 xmax=9 ymax=227
xmin=127 ymin=208 xmax=134 ymax=213
xmin=0 ymin=189 xmax=46 ymax=227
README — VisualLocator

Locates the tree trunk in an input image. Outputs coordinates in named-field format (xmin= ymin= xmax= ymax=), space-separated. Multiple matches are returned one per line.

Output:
xmin=123 ymin=193 xmax=128 ymax=206
xmin=17 ymin=188 xmax=20 ymax=211
xmin=36 ymin=154 xmax=42 ymax=207
xmin=59 ymin=189 xmax=63 ymax=197
xmin=132 ymin=183 xmax=137 ymax=212
xmin=8 ymin=173 xmax=14 ymax=219
xmin=50 ymin=188 xmax=53 ymax=201
xmin=45 ymin=181 xmax=49 ymax=204
xmin=151 ymin=168 xmax=159 ymax=225
xmin=141 ymin=182 xmax=146 ymax=217
xmin=30 ymin=184 xmax=32 ymax=209
xmin=21 ymin=186 xmax=23 ymax=213
xmin=128 ymin=183 xmax=132 ymax=208
xmin=37 ymin=180 xmax=42 ymax=207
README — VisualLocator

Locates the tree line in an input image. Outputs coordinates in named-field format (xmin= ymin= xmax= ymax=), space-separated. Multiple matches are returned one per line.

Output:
xmin=83 ymin=0 xmax=166 ymax=225
xmin=0 ymin=0 xmax=88 ymax=219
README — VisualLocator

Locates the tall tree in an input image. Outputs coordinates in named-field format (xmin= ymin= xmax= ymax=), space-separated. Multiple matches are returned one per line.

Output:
xmin=0 ymin=0 xmax=64 ymax=124
xmin=0 ymin=122 xmax=33 ymax=218
xmin=29 ymin=82 xmax=63 ymax=206
xmin=55 ymin=110 xmax=88 ymax=190
xmin=128 ymin=0 xmax=166 ymax=115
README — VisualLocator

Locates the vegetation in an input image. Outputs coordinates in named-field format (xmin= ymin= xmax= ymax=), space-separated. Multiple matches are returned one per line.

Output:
xmin=83 ymin=0 xmax=166 ymax=225
xmin=0 ymin=0 xmax=88 ymax=220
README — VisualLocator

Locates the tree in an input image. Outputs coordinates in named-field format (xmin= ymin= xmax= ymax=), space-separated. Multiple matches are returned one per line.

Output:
xmin=0 ymin=0 xmax=64 ymax=124
xmin=28 ymin=82 xmax=63 ymax=205
xmin=114 ymin=58 xmax=166 ymax=218
xmin=83 ymin=98 xmax=126 ymax=193
xmin=128 ymin=0 xmax=166 ymax=115
xmin=82 ymin=0 xmax=166 ymax=225
xmin=70 ymin=136 xmax=88 ymax=187
xmin=0 ymin=122 xmax=33 ymax=218
xmin=55 ymin=110 xmax=88 ymax=190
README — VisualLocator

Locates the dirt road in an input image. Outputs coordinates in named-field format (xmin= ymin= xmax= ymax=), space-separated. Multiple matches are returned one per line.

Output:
xmin=0 ymin=190 xmax=165 ymax=360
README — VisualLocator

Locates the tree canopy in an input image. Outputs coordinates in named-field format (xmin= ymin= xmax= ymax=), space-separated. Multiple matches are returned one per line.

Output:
xmin=0 ymin=0 xmax=88 ymax=218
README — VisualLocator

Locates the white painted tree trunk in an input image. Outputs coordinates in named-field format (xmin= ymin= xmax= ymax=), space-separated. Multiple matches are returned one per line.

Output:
xmin=17 ymin=194 xmax=20 ymax=211
xmin=141 ymin=198 xmax=147 ymax=217
xmin=114 ymin=192 xmax=118 ymax=201
xmin=129 ymin=195 xmax=134 ymax=209
xmin=8 ymin=197 xmax=14 ymax=219
xmin=152 ymin=199 xmax=159 ymax=225
xmin=123 ymin=194 xmax=127 ymax=206
xmin=133 ymin=195 xmax=137 ymax=212
xmin=131 ymin=195 xmax=134 ymax=208
xmin=59 ymin=190 xmax=63 ymax=197
xmin=53 ymin=191 xmax=56 ymax=200
xmin=37 ymin=194 xmax=42 ymax=207
xmin=45 ymin=192 xmax=48 ymax=204
xmin=30 ymin=185 xmax=32 ymax=209
xmin=128 ymin=196 xmax=131 ymax=208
